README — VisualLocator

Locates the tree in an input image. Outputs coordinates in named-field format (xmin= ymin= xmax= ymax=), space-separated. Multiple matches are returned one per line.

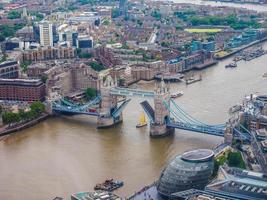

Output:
xmin=7 ymin=10 xmax=21 ymax=19
xmin=85 ymin=88 xmax=97 ymax=100
xmin=228 ymin=151 xmax=246 ymax=169
xmin=0 ymin=105 xmax=2 ymax=115
xmin=151 ymin=10 xmax=161 ymax=20
xmin=20 ymin=61 xmax=31 ymax=73
xmin=2 ymin=112 xmax=20 ymax=125
xmin=89 ymin=61 xmax=105 ymax=71
xmin=30 ymin=101 xmax=45 ymax=117
xmin=41 ymin=75 xmax=48 ymax=83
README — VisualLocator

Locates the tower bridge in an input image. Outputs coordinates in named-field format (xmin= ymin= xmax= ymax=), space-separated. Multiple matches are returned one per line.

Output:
xmin=50 ymin=75 xmax=249 ymax=142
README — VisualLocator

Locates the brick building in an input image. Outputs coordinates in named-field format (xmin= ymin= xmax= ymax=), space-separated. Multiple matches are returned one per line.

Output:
xmin=0 ymin=78 xmax=46 ymax=102
xmin=22 ymin=46 xmax=75 ymax=62
xmin=0 ymin=61 xmax=19 ymax=79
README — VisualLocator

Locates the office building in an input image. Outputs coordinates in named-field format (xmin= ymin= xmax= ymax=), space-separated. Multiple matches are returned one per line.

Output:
xmin=77 ymin=35 xmax=93 ymax=49
xmin=39 ymin=21 xmax=54 ymax=47
xmin=157 ymin=149 xmax=214 ymax=198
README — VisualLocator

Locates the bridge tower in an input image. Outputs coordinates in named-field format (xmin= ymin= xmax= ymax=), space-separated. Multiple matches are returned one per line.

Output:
xmin=150 ymin=79 xmax=175 ymax=137
xmin=224 ymin=123 xmax=234 ymax=144
xmin=97 ymin=75 xmax=122 ymax=128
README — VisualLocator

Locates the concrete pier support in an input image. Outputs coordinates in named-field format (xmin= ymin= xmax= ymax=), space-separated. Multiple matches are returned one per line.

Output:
xmin=150 ymin=123 xmax=175 ymax=137
xmin=97 ymin=113 xmax=123 ymax=128
xmin=150 ymin=79 xmax=174 ymax=137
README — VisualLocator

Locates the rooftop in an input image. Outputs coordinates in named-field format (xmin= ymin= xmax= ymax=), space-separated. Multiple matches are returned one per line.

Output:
xmin=255 ymin=129 xmax=267 ymax=137
xmin=181 ymin=149 xmax=214 ymax=163
xmin=261 ymin=140 xmax=267 ymax=147
xmin=0 ymin=78 xmax=43 ymax=86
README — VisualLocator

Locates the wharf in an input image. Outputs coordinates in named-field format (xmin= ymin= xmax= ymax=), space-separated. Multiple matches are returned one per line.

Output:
xmin=215 ymin=37 xmax=267 ymax=60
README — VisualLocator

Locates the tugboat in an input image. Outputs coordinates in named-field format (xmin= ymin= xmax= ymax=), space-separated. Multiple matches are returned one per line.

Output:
xmin=94 ymin=179 xmax=124 ymax=192
xmin=225 ymin=62 xmax=237 ymax=68
xmin=171 ymin=91 xmax=184 ymax=99
xmin=136 ymin=112 xmax=147 ymax=128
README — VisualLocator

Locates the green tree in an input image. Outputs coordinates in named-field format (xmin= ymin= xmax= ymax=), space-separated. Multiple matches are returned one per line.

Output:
xmin=30 ymin=101 xmax=45 ymax=117
xmin=89 ymin=61 xmax=105 ymax=71
xmin=7 ymin=10 xmax=21 ymax=19
xmin=20 ymin=61 xmax=31 ymax=72
xmin=228 ymin=152 xmax=246 ymax=169
xmin=151 ymin=10 xmax=161 ymax=20
xmin=2 ymin=112 xmax=20 ymax=125
xmin=85 ymin=88 xmax=97 ymax=100
xmin=18 ymin=109 xmax=27 ymax=121
xmin=41 ymin=75 xmax=48 ymax=83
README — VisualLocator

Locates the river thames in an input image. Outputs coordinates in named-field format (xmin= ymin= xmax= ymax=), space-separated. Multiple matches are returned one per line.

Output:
xmin=1 ymin=7 xmax=267 ymax=200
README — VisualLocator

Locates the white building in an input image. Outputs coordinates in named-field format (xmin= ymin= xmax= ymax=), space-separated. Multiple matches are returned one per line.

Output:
xmin=39 ymin=21 xmax=54 ymax=47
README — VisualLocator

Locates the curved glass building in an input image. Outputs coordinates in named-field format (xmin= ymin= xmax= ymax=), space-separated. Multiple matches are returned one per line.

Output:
xmin=157 ymin=149 xmax=214 ymax=198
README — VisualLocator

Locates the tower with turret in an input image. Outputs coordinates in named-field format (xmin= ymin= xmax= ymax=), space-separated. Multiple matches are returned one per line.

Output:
xmin=97 ymin=75 xmax=121 ymax=128
xmin=150 ymin=79 xmax=174 ymax=137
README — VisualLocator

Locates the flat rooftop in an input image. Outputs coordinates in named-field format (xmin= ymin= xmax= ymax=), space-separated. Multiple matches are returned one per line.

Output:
xmin=0 ymin=78 xmax=43 ymax=86
xmin=181 ymin=149 xmax=214 ymax=162
xmin=261 ymin=140 xmax=267 ymax=147
xmin=255 ymin=129 xmax=267 ymax=137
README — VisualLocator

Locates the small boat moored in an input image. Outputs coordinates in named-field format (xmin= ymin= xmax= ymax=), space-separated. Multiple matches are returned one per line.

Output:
xmin=171 ymin=91 xmax=184 ymax=99
xmin=94 ymin=179 xmax=124 ymax=192
xmin=225 ymin=62 xmax=237 ymax=68
xmin=136 ymin=112 xmax=147 ymax=128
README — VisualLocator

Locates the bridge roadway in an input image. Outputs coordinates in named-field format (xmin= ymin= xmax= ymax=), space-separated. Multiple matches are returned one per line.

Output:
xmin=167 ymin=121 xmax=225 ymax=136
xmin=109 ymin=87 xmax=155 ymax=98
xmin=52 ymin=87 xmax=229 ymax=137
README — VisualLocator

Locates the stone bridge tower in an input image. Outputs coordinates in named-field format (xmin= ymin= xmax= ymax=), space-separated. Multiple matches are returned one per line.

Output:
xmin=97 ymin=75 xmax=122 ymax=128
xmin=150 ymin=79 xmax=175 ymax=137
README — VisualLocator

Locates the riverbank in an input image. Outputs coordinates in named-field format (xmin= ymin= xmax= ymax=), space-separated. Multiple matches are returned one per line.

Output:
xmin=205 ymin=0 xmax=267 ymax=6
xmin=215 ymin=37 xmax=267 ymax=60
xmin=0 ymin=113 xmax=50 ymax=137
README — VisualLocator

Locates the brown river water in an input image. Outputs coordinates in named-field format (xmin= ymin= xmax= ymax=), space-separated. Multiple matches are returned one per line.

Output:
xmin=1 ymin=33 xmax=267 ymax=200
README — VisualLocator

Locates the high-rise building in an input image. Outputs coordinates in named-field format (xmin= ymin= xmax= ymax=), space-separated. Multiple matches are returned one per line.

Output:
xmin=119 ymin=0 xmax=128 ymax=16
xmin=39 ymin=21 xmax=54 ymax=47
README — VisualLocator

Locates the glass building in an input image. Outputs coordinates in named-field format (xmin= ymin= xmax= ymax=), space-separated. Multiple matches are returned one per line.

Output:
xmin=157 ymin=149 xmax=214 ymax=198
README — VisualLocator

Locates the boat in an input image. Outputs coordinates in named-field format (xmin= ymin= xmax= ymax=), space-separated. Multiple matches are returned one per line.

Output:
xmin=94 ymin=179 xmax=124 ymax=192
xmin=136 ymin=112 xmax=147 ymax=128
xmin=185 ymin=75 xmax=202 ymax=85
xmin=229 ymin=104 xmax=242 ymax=114
xmin=225 ymin=62 xmax=237 ymax=68
xmin=171 ymin=91 xmax=184 ymax=98
xmin=233 ymin=56 xmax=243 ymax=62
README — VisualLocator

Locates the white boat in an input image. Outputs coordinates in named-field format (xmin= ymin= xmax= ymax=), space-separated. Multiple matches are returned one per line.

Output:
xmin=171 ymin=91 xmax=184 ymax=98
